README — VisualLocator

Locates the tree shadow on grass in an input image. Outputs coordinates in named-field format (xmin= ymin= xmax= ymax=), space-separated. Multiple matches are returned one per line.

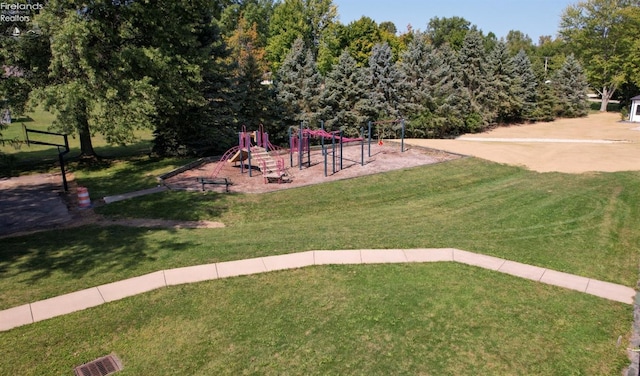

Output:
xmin=0 ymin=224 xmax=197 ymax=284
xmin=96 ymin=189 xmax=230 ymax=222
xmin=4 ymin=139 xmax=157 ymax=176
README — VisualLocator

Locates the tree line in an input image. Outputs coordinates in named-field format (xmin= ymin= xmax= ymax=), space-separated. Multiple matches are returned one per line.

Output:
xmin=1 ymin=0 xmax=638 ymax=157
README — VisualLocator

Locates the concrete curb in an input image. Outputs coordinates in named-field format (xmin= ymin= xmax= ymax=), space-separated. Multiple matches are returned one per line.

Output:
xmin=0 ymin=248 xmax=635 ymax=332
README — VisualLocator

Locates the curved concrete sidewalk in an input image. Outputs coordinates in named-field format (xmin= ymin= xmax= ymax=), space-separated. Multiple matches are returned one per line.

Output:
xmin=0 ymin=248 xmax=635 ymax=332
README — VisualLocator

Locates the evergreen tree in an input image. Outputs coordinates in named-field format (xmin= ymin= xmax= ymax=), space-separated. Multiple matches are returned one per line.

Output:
xmin=396 ymin=33 xmax=433 ymax=128
xmin=483 ymin=41 xmax=520 ymax=124
xmin=233 ymin=49 xmax=275 ymax=131
xmin=320 ymin=50 xmax=368 ymax=136
xmin=429 ymin=45 xmax=473 ymax=137
xmin=275 ymin=38 xmax=322 ymax=126
xmin=147 ymin=1 xmax=232 ymax=156
xmin=458 ymin=29 xmax=488 ymax=131
xmin=226 ymin=15 xmax=274 ymax=133
xmin=363 ymin=42 xmax=402 ymax=122
xmin=554 ymin=54 xmax=589 ymax=118
xmin=511 ymin=49 xmax=538 ymax=121
xmin=533 ymin=81 xmax=558 ymax=121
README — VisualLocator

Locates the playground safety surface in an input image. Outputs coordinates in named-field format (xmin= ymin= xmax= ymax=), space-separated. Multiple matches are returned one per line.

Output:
xmin=163 ymin=143 xmax=462 ymax=193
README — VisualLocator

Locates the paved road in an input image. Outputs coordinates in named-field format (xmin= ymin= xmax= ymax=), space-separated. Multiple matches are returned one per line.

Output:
xmin=0 ymin=173 xmax=72 ymax=237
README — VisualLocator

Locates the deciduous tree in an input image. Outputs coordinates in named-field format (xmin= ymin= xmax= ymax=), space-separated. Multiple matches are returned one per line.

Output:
xmin=426 ymin=16 xmax=471 ymax=50
xmin=560 ymin=0 xmax=640 ymax=111
xmin=266 ymin=0 xmax=337 ymax=72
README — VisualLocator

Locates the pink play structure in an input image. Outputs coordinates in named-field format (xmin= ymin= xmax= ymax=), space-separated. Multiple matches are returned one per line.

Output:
xmin=209 ymin=125 xmax=289 ymax=184
xmin=289 ymin=122 xmax=366 ymax=176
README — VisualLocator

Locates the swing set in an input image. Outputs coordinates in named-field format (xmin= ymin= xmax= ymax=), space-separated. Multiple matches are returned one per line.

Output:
xmin=367 ymin=119 xmax=406 ymax=157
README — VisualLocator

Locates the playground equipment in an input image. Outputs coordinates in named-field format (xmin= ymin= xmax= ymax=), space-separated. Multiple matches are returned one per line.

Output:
xmin=209 ymin=125 xmax=289 ymax=184
xmin=289 ymin=121 xmax=366 ymax=177
xmin=289 ymin=119 xmax=405 ymax=177
xmin=202 ymin=119 xmax=406 ymax=190
xmin=23 ymin=125 xmax=70 ymax=192
xmin=368 ymin=119 xmax=406 ymax=157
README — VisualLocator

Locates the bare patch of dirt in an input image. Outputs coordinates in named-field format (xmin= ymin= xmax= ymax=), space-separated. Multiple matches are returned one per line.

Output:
xmin=405 ymin=112 xmax=640 ymax=173
xmin=163 ymin=143 xmax=462 ymax=193
xmin=95 ymin=217 xmax=225 ymax=229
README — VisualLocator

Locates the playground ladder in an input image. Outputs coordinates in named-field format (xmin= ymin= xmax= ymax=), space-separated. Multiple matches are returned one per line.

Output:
xmin=251 ymin=146 xmax=289 ymax=182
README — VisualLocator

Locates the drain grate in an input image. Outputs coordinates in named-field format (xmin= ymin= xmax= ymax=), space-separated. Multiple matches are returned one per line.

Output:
xmin=73 ymin=354 xmax=123 ymax=376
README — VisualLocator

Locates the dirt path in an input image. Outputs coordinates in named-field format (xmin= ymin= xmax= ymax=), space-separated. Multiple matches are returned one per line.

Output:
xmin=405 ymin=112 xmax=640 ymax=173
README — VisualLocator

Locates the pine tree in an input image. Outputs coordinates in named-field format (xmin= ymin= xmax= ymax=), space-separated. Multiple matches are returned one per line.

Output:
xmin=458 ymin=30 xmax=488 ymax=131
xmin=483 ymin=41 xmax=520 ymax=124
xmin=511 ymin=49 xmax=538 ymax=121
xmin=396 ymin=33 xmax=433 ymax=131
xmin=152 ymin=3 xmax=233 ymax=156
xmin=275 ymin=38 xmax=322 ymax=126
xmin=431 ymin=45 xmax=473 ymax=136
xmin=554 ymin=54 xmax=589 ymax=118
xmin=363 ymin=42 xmax=402 ymax=122
xmin=234 ymin=52 xmax=275 ymax=129
xmin=320 ymin=50 xmax=368 ymax=136
xmin=533 ymin=81 xmax=558 ymax=121
xmin=226 ymin=16 xmax=275 ymax=132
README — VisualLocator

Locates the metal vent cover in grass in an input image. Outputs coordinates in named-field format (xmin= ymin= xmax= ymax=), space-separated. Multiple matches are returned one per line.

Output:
xmin=73 ymin=354 xmax=123 ymax=376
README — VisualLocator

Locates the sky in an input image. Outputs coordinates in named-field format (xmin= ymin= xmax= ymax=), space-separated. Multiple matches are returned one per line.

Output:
xmin=333 ymin=0 xmax=576 ymax=42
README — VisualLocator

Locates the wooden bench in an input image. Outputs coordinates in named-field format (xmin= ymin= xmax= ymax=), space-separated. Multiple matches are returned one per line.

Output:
xmin=197 ymin=177 xmax=232 ymax=192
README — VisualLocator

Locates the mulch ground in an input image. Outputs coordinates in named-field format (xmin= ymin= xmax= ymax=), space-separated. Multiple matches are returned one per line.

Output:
xmin=163 ymin=142 xmax=462 ymax=194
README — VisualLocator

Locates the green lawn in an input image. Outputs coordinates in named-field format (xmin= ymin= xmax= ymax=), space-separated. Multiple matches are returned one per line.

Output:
xmin=0 ymin=107 xmax=155 ymax=177
xmin=0 ymin=264 xmax=631 ymax=375
xmin=1 ymin=158 xmax=639 ymax=310
xmin=0 ymin=155 xmax=638 ymax=374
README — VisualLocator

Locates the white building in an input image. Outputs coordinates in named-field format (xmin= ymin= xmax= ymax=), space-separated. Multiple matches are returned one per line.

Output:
xmin=631 ymin=95 xmax=640 ymax=122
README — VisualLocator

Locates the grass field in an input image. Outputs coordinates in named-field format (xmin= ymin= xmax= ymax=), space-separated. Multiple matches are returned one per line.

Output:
xmin=0 ymin=116 xmax=639 ymax=373
xmin=1 ymin=158 xmax=639 ymax=307
xmin=0 ymin=108 xmax=155 ymax=177
xmin=0 ymin=264 xmax=631 ymax=375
